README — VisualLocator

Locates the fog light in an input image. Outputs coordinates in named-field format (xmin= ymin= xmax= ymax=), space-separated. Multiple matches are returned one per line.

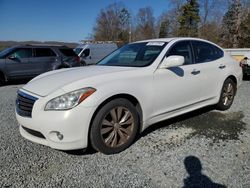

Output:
xmin=49 ymin=131 xmax=64 ymax=141
xmin=56 ymin=132 xmax=64 ymax=140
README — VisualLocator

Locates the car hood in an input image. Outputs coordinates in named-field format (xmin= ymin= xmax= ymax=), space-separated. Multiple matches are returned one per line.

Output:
xmin=22 ymin=66 xmax=136 ymax=97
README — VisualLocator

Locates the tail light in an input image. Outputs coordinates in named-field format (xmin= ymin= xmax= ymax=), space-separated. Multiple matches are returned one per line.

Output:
xmin=75 ymin=56 xmax=80 ymax=63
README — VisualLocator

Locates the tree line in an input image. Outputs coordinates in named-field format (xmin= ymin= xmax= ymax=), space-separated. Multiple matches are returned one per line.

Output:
xmin=92 ymin=0 xmax=250 ymax=48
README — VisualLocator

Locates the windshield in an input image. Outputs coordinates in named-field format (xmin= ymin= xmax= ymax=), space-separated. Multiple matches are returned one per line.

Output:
xmin=0 ymin=47 xmax=14 ymax=58
xmin=97 ymin=42 xmax=167 ymax=67
xmin=74 ymin=48 xmax=83 ymax=55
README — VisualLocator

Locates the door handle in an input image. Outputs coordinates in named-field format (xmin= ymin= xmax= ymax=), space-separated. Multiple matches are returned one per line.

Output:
xmin=219 ymin=65 xmax=226 ymax=69
xmin=191 ymin=69 xmax=200 ymax=75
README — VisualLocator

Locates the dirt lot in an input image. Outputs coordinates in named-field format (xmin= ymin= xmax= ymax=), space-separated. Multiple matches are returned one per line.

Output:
xmin=0 ymin=80 xmax=250 ymax=188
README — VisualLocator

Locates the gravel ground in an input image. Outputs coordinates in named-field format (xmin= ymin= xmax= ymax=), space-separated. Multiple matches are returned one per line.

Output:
xmin=0 ymin=80 xmax=250 ymax=188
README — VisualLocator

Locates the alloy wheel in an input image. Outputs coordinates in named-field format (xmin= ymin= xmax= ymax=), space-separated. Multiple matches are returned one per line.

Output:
xmin=100 ymin=107 xmax=135 ymax=148
xmin=222 ymin=82 xmax=234 ymax=106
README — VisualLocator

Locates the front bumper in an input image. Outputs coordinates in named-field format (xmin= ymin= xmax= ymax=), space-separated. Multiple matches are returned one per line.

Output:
xmin=16 ymin=92 xmax=96 ymax=150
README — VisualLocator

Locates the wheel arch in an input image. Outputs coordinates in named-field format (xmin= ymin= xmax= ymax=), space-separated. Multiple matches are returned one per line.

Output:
xmin=226 ymin=75 xmax=237 ymax=85
xmin=89 ymin=93 xmax=144 ymax=140
xmin=225 ymin=75 xmax=237 ymax=93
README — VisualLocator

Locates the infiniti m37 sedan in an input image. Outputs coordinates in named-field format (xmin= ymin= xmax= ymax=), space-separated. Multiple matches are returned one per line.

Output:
xmin=15 ymin=38 xmax=242 ymax=154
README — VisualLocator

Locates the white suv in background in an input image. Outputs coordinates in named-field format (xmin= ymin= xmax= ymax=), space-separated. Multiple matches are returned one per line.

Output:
xmin=74 ymin=42 xmax=117 ymax=65
xmin=16 ymin=38 xmax=242 ymax=154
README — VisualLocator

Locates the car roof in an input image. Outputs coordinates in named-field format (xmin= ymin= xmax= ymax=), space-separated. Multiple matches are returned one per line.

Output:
xmin=133 ymin=37 xmax=223 ymax=50
xmin=134 ymin=37 xmax=216 ymax=43
xmin=11 ymin=44 xmax=70 ymax=48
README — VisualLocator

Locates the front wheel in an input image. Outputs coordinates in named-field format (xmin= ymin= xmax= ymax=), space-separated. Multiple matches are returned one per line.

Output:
xmin=216 ymin=78 xmax=236 ymax=111
xmin=90 ymin=98 xmax=139 ymax=154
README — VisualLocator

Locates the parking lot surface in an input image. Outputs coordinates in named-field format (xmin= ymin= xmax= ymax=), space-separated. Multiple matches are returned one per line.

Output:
xmin=0 ymin=81 xmax=250 ymax=188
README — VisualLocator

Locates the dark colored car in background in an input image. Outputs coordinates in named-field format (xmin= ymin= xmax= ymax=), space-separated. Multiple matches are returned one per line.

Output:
xmin=0 ymin=44 xmax=81 ymax=85
xmin=242 ymin=63 xmax=250 ymax=77
xmin=240 ymin=57 xmax=250 ymax=79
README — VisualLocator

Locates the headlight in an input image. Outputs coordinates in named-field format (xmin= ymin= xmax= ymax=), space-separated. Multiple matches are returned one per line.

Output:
xmin=45 ymin=88 xmax=96 ymax=111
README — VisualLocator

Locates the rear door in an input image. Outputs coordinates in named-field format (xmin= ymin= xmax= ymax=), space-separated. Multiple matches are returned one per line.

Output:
xmin=5 ymin=48 xmax=33 ymax=78
xmin=33 ymin=47 xmax=58 ymax=74
xmin=191 ymin=41 xmax=225 ymax=100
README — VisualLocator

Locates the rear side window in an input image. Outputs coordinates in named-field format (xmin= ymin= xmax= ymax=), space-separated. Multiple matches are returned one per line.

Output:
xmin=192 ymin=41 xmax=224 ymax=63
xmin=34 ymin=48 xmax=56 ymax=57
xmin=167 ymin=41 xmax=193 ymax=65
xmin=11 ymin=48 xmax=32 ymax=58
xmin=59 ymin=48 xmax=77 ymax=57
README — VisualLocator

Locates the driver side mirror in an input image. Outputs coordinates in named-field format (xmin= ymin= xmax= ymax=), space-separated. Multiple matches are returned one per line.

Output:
xmin=159 ymin=55 xmax=184 ymax=69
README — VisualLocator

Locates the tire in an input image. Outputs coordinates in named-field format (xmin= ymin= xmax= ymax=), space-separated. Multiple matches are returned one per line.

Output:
xmin=90 ymin=98 xmax=139 ymax=154
xmin=216 ymin=78 xmax=236 ymax=111
xmin=0 ymin=73 xmax=5 ymax=86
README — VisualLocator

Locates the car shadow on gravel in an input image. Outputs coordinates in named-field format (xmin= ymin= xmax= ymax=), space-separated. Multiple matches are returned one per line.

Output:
xmin=141 ymin=106 xmax=246 ymax=143
xmin=0 ymin=78 xmax=31 ymax=87
xmin=183 ymin=155 xmax=226 ymax=188
xmin=64 ymin=147 xmax=97 ymax=155
xmin=67 ymin=106 xmax=246 ymax=156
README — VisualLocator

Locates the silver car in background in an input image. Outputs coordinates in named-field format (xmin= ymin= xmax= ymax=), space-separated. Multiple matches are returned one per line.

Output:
xmin=0 ymin=44 xmax=81 ymax=85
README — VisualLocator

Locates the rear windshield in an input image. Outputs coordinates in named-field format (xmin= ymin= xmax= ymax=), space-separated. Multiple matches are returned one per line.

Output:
xmin=74 ymin=48 xmax=82 ymax=55
xmin=59 ymin=48 xmax=77 ymax=57
xmin=0 ymin=47 xmax=14 ymax=58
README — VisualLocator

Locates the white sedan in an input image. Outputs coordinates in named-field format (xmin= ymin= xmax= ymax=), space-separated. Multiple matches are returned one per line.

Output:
xmin=15 ymin=38 xmax=242 ymax=154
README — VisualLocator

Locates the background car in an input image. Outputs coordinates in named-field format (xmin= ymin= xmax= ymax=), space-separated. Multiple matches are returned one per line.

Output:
xmin=16 ymin=38 xmax=242 ymax=154
xmin=0 ymin=44 xmax=81 ymax=85
xmin=74 ymin=42 xmax=117 ymax=65
xmin=240 ymin=55 xmax=250 ymax=78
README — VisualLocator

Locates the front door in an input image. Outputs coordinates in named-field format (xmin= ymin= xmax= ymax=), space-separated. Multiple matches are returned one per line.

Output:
xmin=152 ymin=41 xmax=204 ymax=118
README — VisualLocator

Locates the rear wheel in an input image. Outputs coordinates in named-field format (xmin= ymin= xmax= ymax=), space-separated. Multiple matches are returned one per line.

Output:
xmin=90 ymin=98 xmax=139 ymax=154
xmin=216 ymin=78 xmax=236 ymax=111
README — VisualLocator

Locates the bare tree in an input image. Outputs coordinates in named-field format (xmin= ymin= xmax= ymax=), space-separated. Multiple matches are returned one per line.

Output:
xmin=157 ymin=12 xmax=170 ymax=38
xmin=198 ymin=0 xmax=228 ymax=44
xmin=93 ymin=3 xmax=130 ymax=42
xmin=134 ymin=7 xmax=155 ymax=40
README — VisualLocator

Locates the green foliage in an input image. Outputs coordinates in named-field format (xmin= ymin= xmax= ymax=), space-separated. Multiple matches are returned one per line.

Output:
xmin=178 ymin=0 xmax=200 ymax=37
xmin=221 ymin=0 xmax=242 ymax=48
xmin=238 ymin=12 xmax=250 ymax=47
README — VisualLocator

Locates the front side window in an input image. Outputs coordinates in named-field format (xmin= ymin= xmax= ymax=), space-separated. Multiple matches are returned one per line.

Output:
xmin=98 ymin=42 xmax=167 ymax=67
xmin=192 ymin=41 xmax=224 ymax=63
xmin=167 ymin=41 xmax=193 ymax=65
xmin=34 ymin=48 xmax=56 ymax=57
xmin=10 ymin=48 xmax=32 ymax=58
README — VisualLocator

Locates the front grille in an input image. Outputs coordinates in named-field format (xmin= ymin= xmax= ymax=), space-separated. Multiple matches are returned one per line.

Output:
xmin=22 ymin=126 xmax=45 ymax=139
xmin=16 ymin=91 xmax=38 ymax=117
